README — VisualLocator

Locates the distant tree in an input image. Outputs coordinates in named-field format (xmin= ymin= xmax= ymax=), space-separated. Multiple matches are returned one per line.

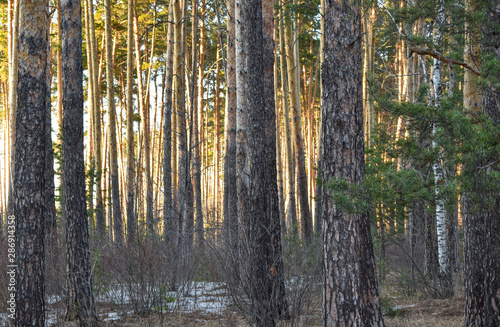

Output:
xmin=126 ymin=0 xmax=136 ymax=246
xmin=320 ymin=0 xmax=384 ymax=325
xmin=61 ymin=0 xmax=97 ymax=321
xmin=105 ymin=0 xmax=123 ymax=245
xmin=14 ymin=0 xmax=50 ymax=324
xmin=223 ymin=0 xmax=238 ymax=251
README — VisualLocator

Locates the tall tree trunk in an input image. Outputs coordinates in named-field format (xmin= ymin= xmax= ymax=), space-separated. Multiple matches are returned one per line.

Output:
xmin=87 ymin=0 xmax=105 ymax=236
xmin=14 ymin=0 xmax=49 ymax=323
xmin=61 ymin=0 xmax=97 ymax=321
xmin=262 ymin=0 xmax=289 ymax=319
xmin=173 ymin=0 xmax=193 ymax=256
xmin=45 ymin=29 xmax=57 ymax=244
xmin=191 ymin=0 xmax=204 ymax=250
xmin=126 ymin=0 xmax=136 ymax=245
xmin=283 ymin=6 xmax=312 ymax=242
xmin=83 ymin=0 xmax=95 ymax=227
xmin=105 ymin=0 xmax=123 ymax=245
xmin=483 ymin=3 xmax=500 ymax=326
xmin=321 ymin=0 xmax=384 ymax=325
xmin=164 ymin=1 xmax=175 ymax=247
xmin=429 ymin=0 xmax=453 ymax=298
xmin=237 ymin=0 xmax=288 ymax=324
xmin=8 ymin=0 xmax=19 ymax=217
xmin=214 ymin=47 xmax=221 ymax=215
xmin=278 ymin=0 xmax=298 ymax=235
xmin=463 ymin=0 xmax=485 ymax=323
xmin=224 ymin=0 xmax=238 ymax=250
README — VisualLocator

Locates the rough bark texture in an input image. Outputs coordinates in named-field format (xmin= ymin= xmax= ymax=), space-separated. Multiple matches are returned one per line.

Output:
xmin=105 ymin=0 xmax=123 ymax=245
xmin=483 ymin=2 xmax=500 ymax=326
xmin=8 ymin=0 xmax=19 ymax=217
xmin=126 ymin=0 xmax=136 ymax=246
xmin=321 ymin=0 xmax=384 ymax=325
xmin=163 ymin=2 xmax=175 ymax=246
xmin=236 ymin=0 xmax=288 ymax=325
xmin=262 ymin=0 xmax=289 ymax=319
xmin=223 ymin=0 xmax=238 ymax=250
xmin=61 ymin=0 xmax=97 ymax=321
xmin=463 ymin=0 xmax=486 ymax=324
xmin=14 ymin=0 xmax=49 ymax=323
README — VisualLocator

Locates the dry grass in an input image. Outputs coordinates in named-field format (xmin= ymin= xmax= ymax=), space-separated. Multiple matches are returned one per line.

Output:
xmin=69 ymin=296 xmax=463 ymax=326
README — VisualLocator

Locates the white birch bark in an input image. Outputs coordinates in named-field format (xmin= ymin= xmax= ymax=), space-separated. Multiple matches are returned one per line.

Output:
xmin=432 ymin=0 xmax=452 ymax=297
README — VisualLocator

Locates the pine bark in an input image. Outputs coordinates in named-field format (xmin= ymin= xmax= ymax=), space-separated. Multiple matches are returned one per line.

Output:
xmin=105 ymin=0 xmax=123 ymax=245
xmin=483 ymin=3 xmax=500 ymax=326
xmin=126 ymin=0 xmax=136 ymax=245
xmin=164 ymin=1 xmax=175 ymax=246
xmin=321 ymin=0 xmax=384 ymax=325
xmin=7 ymin=0 xmax=19 ymax=216
xmin=223 ymin=0 xmax=238 ymax=249
xmin=237 ymin=0 xmax=288 ymax=324
xmin=61 ymin=0 xmax=97 ymax=321
xmin=14 ymin=0 xmax=49 ymax=323
xmin=463 ymin=0 xmax=486 ymax=323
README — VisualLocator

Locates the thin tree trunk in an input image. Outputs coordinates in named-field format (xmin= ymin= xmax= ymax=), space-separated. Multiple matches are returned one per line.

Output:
xmin=164 ymin=1 xmax=175 ymax=247
xmin=223 ymin=0 xmax=238 ymax=250
xmin=283 ymin=6 xmax=312 ymax=242
xmin=126 ymin=0 xmax=136 ymax=245
xmin=105 ymin=0 xmax=123 ymax=245
xmin=8 ymin=0 xmax=20 ymax=217
xmin=87 ymin=0 xmax=105 ymax=236
xmin=191 ymin=0 xmax=204 ymax=250
xmin=61 ymin=0 xmax=97 ymax=320
xmin=45 ymin=29 xmax=57 ymax=244
xmin=431 ymin=0 xmax=452 ymax=298
xmin=278 ymin=0 xmax=298 ymax=236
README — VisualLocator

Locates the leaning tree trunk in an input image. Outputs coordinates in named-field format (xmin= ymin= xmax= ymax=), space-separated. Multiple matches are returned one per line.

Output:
xmin=321 ymin=0 xmax=384 ymax=325
xmin=61 ymin=0 xmax=97 ymax=321
xmin=14 ymin=0 xmax=49 ymax=324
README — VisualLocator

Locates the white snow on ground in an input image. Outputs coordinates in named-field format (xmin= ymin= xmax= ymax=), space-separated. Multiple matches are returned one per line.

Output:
xmin=393 ymin=304 xmax=416 ymax=310
xmin=1 ymin=282 xmax=231 ymax=326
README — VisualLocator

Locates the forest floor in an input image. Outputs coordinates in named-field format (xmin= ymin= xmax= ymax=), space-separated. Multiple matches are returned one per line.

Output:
xmin=94 ymin=296 xmax=463 ymax=326
xmin=44 ymin=287 xmax=464 ymax=327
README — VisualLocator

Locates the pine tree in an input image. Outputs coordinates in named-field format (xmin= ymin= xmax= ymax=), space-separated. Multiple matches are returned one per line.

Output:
xmin=321 ymin=0 xmax=384 ymax=325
